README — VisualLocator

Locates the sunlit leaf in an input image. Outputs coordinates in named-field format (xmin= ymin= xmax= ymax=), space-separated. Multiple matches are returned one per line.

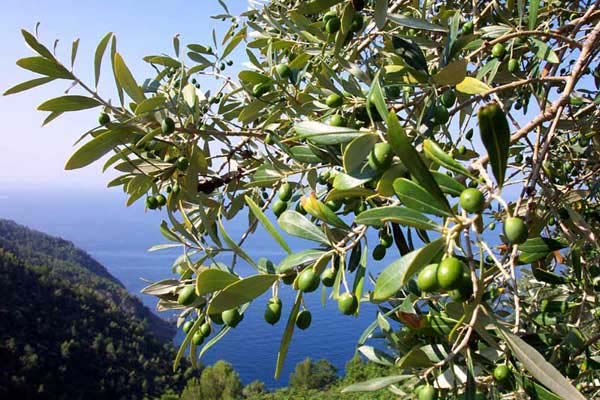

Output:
xmin=38 ymin=95 xmax=101 ymax=112
xmin=135 ymin=96 xmax=166 ymax=115
xmin=274 ymin=291 xmax=302 ymax=379
xmin=341 ymin=375 xmax=412 ymax=393
xmin=357 ymin=346 xmax=396 ymax=366
xmin=94 ymin=32 xmax=113 ymax=87
xmin=387 ymin=112 xmax=451 ymax=214
xmin=301 ymin=192 xmax=350 ymax=229
xmin=141 ymin=279 xmax=180 ymax=296
xmin=456 ymin=77 xmax=491 ymax=94
xmin=277 ymin=249 xmax=329 ymax=273
xmin=3 ymin=77 xmax=55 ymax=95
xmin=295 ymin=121 xmax=362 ymax=145
xmin=499 ymin=328 xmax=585 ymax=400
xmin=393 ymin=178 xmax=453 ymax=217
xmin=196 ymin=269 xmax=240 ymax=296
xmin=65 ymin=128 xmax=134 ymax=170
xmin=21 ymin=29 xmax=55 ymax=60
xmin=355 ymin=206 xmax=440 ymax=231
xmin=278 ymin=210 xmax=329 ymax=244
xmin=113 ymin=52 xmax=146 ymax=103
xmin=373 ymin=238 xmax=444 ymax=301
xmin=16 ymin=56 xmax=73 ymax=79
xmin=207 ymin=274 xmax=279 ymax=314
xmin=246 ymin=196 xmax=292 ymax=254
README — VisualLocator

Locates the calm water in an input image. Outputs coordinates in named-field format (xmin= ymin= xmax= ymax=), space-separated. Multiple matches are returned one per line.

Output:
xmin=0 ymin=185 xmax=395 ymax=388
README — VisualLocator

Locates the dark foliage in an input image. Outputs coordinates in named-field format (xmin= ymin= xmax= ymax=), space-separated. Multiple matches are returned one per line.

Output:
xmin=0 ymin=220 xmax=195 ymax=399
xmin=0 ymin=219 xmax=173 ymax=340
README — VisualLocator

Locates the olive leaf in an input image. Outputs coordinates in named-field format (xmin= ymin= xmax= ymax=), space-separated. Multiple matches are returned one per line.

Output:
xmin=65 ymin=128 xmax=135 ymax=170
xmin=341 ymin=375 xmax=412 ymax=393
xmin=374 ymin=0 xmax=388 ymax=29
xmin=456 ymin=77 xmax=491 ymax=94
xmin=278 ymin=210 xmax=329 ymax=244
xmin=135 ymin=96 xmax=167 ymax=115
xmin=388 ymin=14 xmax=447 ymax=33
xmin=343 ymin=134 xmax=379 ymax=174
xmin=207 ymin=274 xmax=279 ymax=314
xmin=94 ymin=32 xmax=113 ymax=87
xmin=431 ymin=171 xmax=467 ymax=197
xmin=113 ymin=52 xmax=146 ymax=103
xmin=366 ymin=72 xmax=388 ymax=122
xmin=357 ymin=346 xmax=396 ymax=366
xmin=16 ymin=56 xmax=73 ymax=79
xmin=246 ymin=196 xmax=292 ymax=254
xmin=393 ymin=178 xmax=454 ymax=217
xmin=4 ymin=77 xmax=55 ymax=95
xmin=432 ymin=60 xmax=468 ymax=86
xmin=478 ymin=102 xmax=510 ymax=188
xmin=518 ymin=237 xmax=566 ymax=263
xmin=295 ymin=121 xmax=362 ymax=145
xmin=355 ymin=206 xmax=441 ymax=231
xmin=217 ymin=217 xmax=258 ymax=269
xmin=278 ymin=249 xmax=330 ymax=273
xmin=373 ymin=238 xmax=445 ymax=301
xmin=423 ymin=139 xmax=476 ymax=179
xmin=498 ymin=327 xmax=586 ymax=400
xmin=387 ymin=112 xmax=451 ymax=214
xmin=195 ymin=269 xmax=240 ymax=296
xmin=275 ymin=291 xmax=302 ymax=379
xmin=38 ymin=95 xmax=101 ymax=112
xmin=301 ymin=193 xmax=350 ymax=229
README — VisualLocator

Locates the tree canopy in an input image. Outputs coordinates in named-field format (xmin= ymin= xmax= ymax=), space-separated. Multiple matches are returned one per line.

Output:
xmin=6 ymin=0 xmax=600 ymax=398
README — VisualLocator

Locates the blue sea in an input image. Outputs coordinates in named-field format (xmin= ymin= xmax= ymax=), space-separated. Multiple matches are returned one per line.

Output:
xmin=0 ymin=185 xmax=395 ymax=388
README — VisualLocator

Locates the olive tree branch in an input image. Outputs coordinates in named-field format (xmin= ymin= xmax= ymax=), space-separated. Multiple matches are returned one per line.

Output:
xmin=470 ymin=19 xmax=600 ymax=173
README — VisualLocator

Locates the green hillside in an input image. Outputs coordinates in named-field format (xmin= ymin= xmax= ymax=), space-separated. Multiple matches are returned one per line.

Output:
xmin=0 ymin=219 xmax=173 ymax=340
xmin=0 ymin=219 xmax=194 ymax=399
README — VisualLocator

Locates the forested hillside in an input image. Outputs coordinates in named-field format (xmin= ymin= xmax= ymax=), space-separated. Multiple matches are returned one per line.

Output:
xmin=0 ymin=219 xmax=194 ymax=399
xmin=0 ymin=219 xmax=173 ymax=340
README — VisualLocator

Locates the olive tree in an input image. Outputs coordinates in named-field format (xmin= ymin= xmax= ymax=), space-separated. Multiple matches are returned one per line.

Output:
xmin=6 ymin=0 xmax=600 ymax=398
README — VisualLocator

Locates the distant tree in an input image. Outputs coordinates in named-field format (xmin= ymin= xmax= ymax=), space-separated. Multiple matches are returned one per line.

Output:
xmin=342 ymin=355 xmax=392 ymax=384
xmin=181 ymin=360 xmax=243 ymax=400
xmin=289 ymin=358 xmax=338 ymax=391
xmin=179 ymin=377 xmax=203 ymax=400
xmin=242 ymin=380 xmax=267 ymax=399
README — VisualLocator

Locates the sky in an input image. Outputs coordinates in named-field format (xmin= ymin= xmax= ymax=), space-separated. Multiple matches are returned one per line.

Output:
xmin=0 ymin=1 xmax=538 ymax=198
xmin=0 ymin=0 xmax=249 ymax=190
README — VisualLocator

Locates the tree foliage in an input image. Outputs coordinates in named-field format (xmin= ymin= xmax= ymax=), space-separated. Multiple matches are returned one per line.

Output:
xmin=181 ymin=361 xmax=243 ymax=400
xmin=176 ymin=356 xmax=397 ymax=400
xmin=289 ymin=358 xmax=338 ymax=390
xmin=7 ymin=0 xmax=600 ymax=398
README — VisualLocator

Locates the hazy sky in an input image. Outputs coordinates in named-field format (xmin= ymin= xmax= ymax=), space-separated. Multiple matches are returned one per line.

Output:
xmin=0 ymin=1 xmax=538 ymax=200
xmin=0 ymin=0 xmax=248 ymax=190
